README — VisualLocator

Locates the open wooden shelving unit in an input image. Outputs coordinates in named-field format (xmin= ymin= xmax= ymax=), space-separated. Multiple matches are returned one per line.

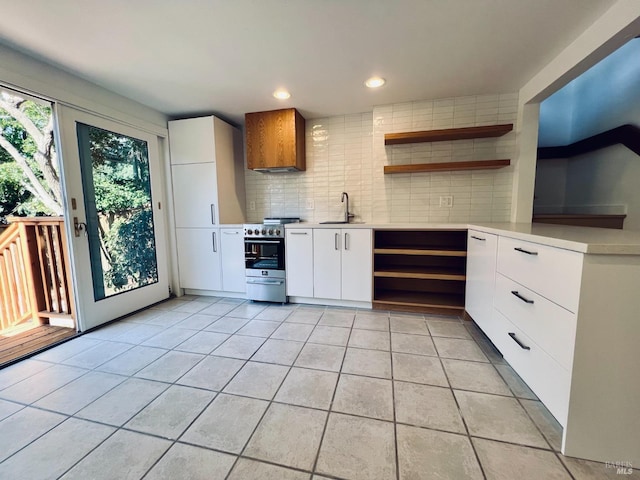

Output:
xmin=383 ymin=123 xmax=513 ymax=174
xmin=372 ymin=230 xmax=467 ymax=315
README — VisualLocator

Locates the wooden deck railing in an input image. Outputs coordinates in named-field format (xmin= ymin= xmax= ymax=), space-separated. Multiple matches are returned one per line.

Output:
xmin=0 ymin=217 xmax=74 ymax=332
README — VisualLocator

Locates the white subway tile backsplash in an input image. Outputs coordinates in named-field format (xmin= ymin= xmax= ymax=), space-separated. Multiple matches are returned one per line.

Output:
xmin=245 ymin=93 xmax=517 ymax=223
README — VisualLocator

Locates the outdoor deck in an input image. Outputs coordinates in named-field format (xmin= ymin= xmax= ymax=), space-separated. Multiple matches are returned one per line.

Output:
xmin=0 ymin=322 xmax=76 ymax=367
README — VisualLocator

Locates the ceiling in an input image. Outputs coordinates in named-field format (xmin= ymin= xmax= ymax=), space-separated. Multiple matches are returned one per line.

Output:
xmin=0 ymin=0 xmax=619 ymax=125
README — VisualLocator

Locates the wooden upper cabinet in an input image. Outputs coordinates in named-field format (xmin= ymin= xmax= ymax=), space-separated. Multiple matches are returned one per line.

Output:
xmin=245 ymin=108 xmax=306 ymax=172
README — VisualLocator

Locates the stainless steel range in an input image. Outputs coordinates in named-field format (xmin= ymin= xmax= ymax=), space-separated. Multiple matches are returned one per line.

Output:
xmin=244 ymin=218 xmax=300 ymax=303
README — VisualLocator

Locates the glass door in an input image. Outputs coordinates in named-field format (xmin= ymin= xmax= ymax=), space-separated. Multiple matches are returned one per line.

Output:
xmin=57 ymin=106 xmax=168 ymax=331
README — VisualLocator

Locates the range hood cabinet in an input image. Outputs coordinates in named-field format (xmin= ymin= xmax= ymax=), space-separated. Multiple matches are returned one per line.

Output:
xmin=245 ymin=108 xmax=306 ymax=173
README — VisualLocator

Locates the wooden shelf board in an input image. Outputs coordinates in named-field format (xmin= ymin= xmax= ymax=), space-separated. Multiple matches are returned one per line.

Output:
xmin=384 ymin=159 xmax=510 ymax=174
xmin=384 ymin=124 xmax=513 ymax=145
xmin=373 ymin=290 xmax=465 ymax=310
xmin=374 ymin=248 xmax=466 ymax=257
xmin=374 ymin=267 xmax=465 ymax=281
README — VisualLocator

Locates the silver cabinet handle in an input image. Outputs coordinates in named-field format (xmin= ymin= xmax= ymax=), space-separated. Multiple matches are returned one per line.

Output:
xmin=471 ymin=235 xmax=486 ymax=241
xmin=290 ymin=232 xmax=308 ymax=235
xmin=344 ymin=232 xmax=349 ymax=250
xmin=223 ymin=231 xmax=239 ymax=235
xmin=334 ymin=233 xmax=339 ymax=250
xmin=212 ymin=231 xmax=217 ymax=252
xmin=210 ymin=204 xmax=216 ymax=224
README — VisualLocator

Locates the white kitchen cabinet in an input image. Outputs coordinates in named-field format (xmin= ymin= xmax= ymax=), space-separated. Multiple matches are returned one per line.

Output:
xmin=466 ymin=225 xmax=640 ymax=465
xmin=175 ymin=228 xmax=221 ymax=291
xmin=465 ymin=230 xmax=497 ymax=331
xmin=313 ymin=228 xmax=372 ymax=302
xmin=285 ymin=229 xmax=314 ymax=297
xmin=169 ymin=116 xmax=246 ymax=292
xmin=341 ymin=229 xmax=373 ymax=302
xmin=220 ymin=227 xmax=245 ymax=293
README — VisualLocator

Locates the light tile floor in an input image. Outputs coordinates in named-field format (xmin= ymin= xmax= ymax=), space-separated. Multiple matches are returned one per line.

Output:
xmin=0 ymin=296 xmax=637 ymax=479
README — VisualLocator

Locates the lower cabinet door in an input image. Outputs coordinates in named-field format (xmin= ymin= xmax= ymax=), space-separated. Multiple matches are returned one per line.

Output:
xmin=313 ymin=229 xmax=342 ymax=300
xmin=341 ymin=229 xmax=372 ymax=302
xmin=176 ymin=228 xmax=222 ymax=290
xmin=220 ymin=227 xmax=245 ymax=293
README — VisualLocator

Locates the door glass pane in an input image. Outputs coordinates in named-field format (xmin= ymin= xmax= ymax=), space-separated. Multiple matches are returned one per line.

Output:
xmin=76 ymin=123 xmax=158 ymax=300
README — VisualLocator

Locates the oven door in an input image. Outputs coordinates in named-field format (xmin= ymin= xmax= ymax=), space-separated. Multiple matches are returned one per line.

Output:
xmin=244 ymin=238 xmax=285 ymax=272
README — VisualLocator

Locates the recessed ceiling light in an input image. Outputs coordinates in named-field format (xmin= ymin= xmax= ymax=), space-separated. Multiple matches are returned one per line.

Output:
xmin=365 ymin=77 xmax=386 ymax=88
xmin=273 ymin=89 xmax=291 ymax=99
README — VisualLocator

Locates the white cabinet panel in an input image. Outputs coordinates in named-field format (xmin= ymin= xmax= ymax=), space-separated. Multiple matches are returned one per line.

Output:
xmin=313 ymin=229 xmax=342 ymax=300
xmin=220 ymin=228 xmax=245 ymax=293
xmin=286 ymin=229 xmax=314 ymax=297
xmin=176 ymin=228 xmax=221 ymax=291
xmin=168 ymin=117 xmax=216 ymax=165
xmin=171 ymin=163 xmax=218 ymax=228
xmin=465 ymin=230 xmax=497 ymax=331
xmin=341 ymin=229 xmax=372 ymax=302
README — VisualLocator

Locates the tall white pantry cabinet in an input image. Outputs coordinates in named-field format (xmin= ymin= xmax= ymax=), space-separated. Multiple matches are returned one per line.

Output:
xmin=168 ymin=116 xmax=246 ymax=293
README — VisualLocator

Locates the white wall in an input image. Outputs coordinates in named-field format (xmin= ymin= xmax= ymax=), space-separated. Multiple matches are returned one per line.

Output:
xmin=245 ymin=93 xmax=518 ymax=224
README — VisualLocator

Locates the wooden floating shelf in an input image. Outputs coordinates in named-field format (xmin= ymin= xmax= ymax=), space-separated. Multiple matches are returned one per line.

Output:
xmin=373 ymin=291 xmax=465 ymax=310
xmin=384 ymin=159 xmax=510 ymax=174
xmin=374 ymin=248 xmax=467 ymax=257
xmin=384 ymin=124 xmax=513 ymax=145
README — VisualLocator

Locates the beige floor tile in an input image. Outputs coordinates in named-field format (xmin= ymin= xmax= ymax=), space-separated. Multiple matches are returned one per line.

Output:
xmin=295 ymin=343 xmax=345 ymax=372
xmin=254 ymin=306 xmax=295 ymax=322
xmin=181 ymin=393 xmax=269 ymax=453
xmin=455 ymin=390 xmax=548 ymax=448
xmin=244 ymin=403 xmax=327 ymax=470
xmin=342 ymin=348 xmax=392 ymax=379
xmin=134 ymin=351 xmax=204 ymax=383
xmin=392 ymin=352 xmax=448 ymax=386
xmin=391 ymin=332 xmax=437 ymax=356
xmin=308 ymin=325 xmax=350 ymax=346
xmin=285 ymin=310 xmax=323 ymax=324
xmin=394 ymin=381 xmax=466 ymax=433
xmin=333 ymin=374 xmax=394 ymax=421
xmin=442 ymin=358 xmax=512 ymax=395
xmin=427 ymin=319 xmax=472 ymax=338
xmin=397 ymin=424 xmax=483 ymax=480
xmin=174 ymin=331 xmax=229 ymax=354
xmin=145 ymin=443 xmax=235 ymax=480
xmin=495 ymin=364 xmax=537 ymax=399
xmin=176 ymin=355 xmax=245 ymax=391
xmin=228 ymin=458 xmax=309 ymax=480
xmin=560 ymin=456 xmax=639 ymax=479
xmin=353 ymin=315 xmax=390 ymax=331
xmin=433 ymin=337 xmax=489 ymax=362
xmin=211 ymin=335 xmax=265 ymax=359
xmin=318 ymin=311 xmax=355 ymax=328
xmin=348 ymin=329 xmax=390 ymax=351
xmin=204 ymin=316 xmax=250 ymax=333
xmin=236 ymin=320 xmax=281 ymax=337
xmin=473 ymin=437 xmax=571 ymax=480
xmin=317 ymin=413 xmax=396 ymax=480
xmin=390 ymin=317 xmax=429 ymax=335
xmin=271 ymin=323 xmax=315 ymax=341
xmin=275 ymin=367 xmax=338 ymax=409
xmin=223 ymin=362 xmax=289 ymax=400
xmin=251 ymin=339 xmax=305 ymax=365
xmin=521 ymin=399 xmax=563 ymax=452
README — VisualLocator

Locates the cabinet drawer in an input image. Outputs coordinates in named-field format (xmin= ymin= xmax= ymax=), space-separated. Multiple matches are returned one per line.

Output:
xmin=491 ymin=309 xmax=570 ymax=427
xmin=497 ymin=236 xmax=583 ymax=312
xmin=494 ymin=274 xmax=576 ymax=371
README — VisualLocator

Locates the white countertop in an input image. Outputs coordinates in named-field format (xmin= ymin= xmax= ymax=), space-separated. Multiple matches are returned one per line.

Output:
xmin=285 ymin=222 xmax=640 ymax=255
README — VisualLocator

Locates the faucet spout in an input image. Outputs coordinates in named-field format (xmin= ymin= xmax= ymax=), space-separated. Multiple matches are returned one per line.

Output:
xmin=341 ymin=192 xmax=354 ymax=223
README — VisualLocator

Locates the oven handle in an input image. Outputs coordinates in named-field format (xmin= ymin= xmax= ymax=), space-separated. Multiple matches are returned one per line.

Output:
xmin=245 ymin=239 xmax=282 ymax=244
xmin=246 ymin=278 xmax=284 ymax=285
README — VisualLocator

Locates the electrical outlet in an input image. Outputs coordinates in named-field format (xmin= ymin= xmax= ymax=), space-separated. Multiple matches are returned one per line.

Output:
xmin=249 ymin=201 xmax=256 ymax=211
xmin=305 ymin=199 xmax=315 ymax=210
xmin=439 ymin=196 xmax=453 ymax=208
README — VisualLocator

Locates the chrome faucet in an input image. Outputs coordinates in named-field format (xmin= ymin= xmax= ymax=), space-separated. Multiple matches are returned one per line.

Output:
xmin=341 ymin=192 xmax=355 ymax=223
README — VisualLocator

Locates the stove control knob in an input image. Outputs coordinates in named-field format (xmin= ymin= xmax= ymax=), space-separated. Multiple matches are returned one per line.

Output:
xmin=261 ymin=229 xmax=266 ymax=235
xmin=268 ymin=229 xmax=274 ymax=235
xmin=254 ymin=229 xmax=259 ymax=235
xmin=275 ymin=229 xmax=281 ymax=235
xmin=246 ymin=229 xmax=252 ymax=235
